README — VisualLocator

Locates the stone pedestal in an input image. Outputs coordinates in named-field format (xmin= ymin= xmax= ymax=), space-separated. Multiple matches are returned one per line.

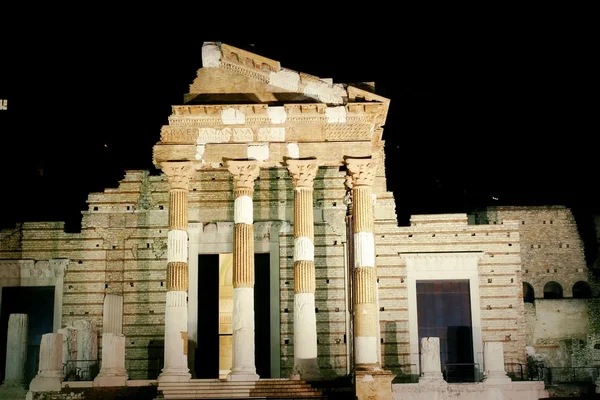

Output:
xmin=483 ymin=341 xmax=511 ymax=384
xmin=93 ymin=333 xmax=128 ymax=387
xmin=29 ymin=334 xmax=63 ymax=392
xmin=420 ymin=337 xmax=444 ymax=382
xmin=1 ymin=314 xmax=28 ymax=388
xmin=355 ymin=369 xmax=394 ymax=400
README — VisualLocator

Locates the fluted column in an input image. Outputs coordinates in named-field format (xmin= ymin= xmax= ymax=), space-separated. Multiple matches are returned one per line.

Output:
xmin=286 ymin=159 xmax=320 ymax=380
xmin=346 ymin=156 xmax=380 ymax=371
xmin=226 ymin=160 xmax=260 ymax=381
xmin=158 ymin=161 xmax=195 ymax=382
xmin=94 ymin=294 xmax=128 ymax=386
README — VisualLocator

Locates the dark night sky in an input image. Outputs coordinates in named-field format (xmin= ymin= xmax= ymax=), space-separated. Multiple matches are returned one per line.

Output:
xmin=0 ymin=33 xmax=596 ymax=231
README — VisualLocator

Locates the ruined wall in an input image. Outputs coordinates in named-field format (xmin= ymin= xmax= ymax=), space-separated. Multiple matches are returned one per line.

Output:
xmin=524 ymin=299 xmax=588 ymax=368
xmin=475 ymin=206 xmax=600 ymax=370
xmin=473 ymin=206 xmax=591 ymax=299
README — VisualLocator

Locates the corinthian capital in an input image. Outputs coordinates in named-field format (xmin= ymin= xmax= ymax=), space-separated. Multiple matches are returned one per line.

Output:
xmin=225 ymin=159 xmax=260 ymax=189
xmin=345 ymin=156 xmax=378 ymax=187
xmin=286 ymin=158 xmax=319 ymax=189
xmin=161 ymin=161 xmax=196 ymax=190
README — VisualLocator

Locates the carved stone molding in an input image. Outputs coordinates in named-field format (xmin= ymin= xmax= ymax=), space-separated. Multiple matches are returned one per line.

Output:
xmin=225 ymin=160 xmax=260 ymax=190
xmin=286 ymin=159 xmax=319 ymax=189
xmin=161 ymin=161 xmax=196 ymax=190
xmin=345 ymin=157 xmax=378 ymax=187
xmin=0 ymin=258 xmax=69 ymax=280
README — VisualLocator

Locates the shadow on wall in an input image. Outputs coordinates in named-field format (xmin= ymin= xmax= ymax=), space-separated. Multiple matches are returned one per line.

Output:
xmin=147 ymin=340 xmax=164 ymax=380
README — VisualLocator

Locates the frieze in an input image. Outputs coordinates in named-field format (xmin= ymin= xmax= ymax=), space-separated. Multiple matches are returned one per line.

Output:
xmin=172 ymin=105 xmax=267 ymax=117
xmin=222 ymin=60 xmax=268 ymax=84
xmin=325 ymin=124 xmax=372 ymax=141
xmin=160 ymin=127 xmax=199 ymax=144
xmin=257 ymin=127 xmax=285 ymax=142
xmin=197 ymin=128 xmax=232 ymax=143
xmin=0 ymin=259 xmax=68 ymax=280
xmin=231 ymin=128 xmax=254 ymax=142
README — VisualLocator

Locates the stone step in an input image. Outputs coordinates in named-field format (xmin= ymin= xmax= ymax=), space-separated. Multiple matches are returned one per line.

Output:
xmin=158 ymin=379 xmax=325 ymax=400
xmin=162 ymin=395 xmax=325 ymax=400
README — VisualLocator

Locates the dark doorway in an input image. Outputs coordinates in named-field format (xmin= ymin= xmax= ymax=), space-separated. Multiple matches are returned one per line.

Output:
xmin=254 ymin=253 xmax=271 ymax=378
xmin=196 ymin=254 xmax=219 ymax=379
xmin=195 ymin=253 xmax=271 ymax=379
xmin=0 ymin=286 xmax=55 ymax=384
xmin=416 ymin=280 xmax=474 ymax=382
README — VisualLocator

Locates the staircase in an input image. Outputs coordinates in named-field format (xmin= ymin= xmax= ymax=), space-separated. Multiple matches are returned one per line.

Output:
xmin=157 ymin=378 xmax=326 ymax=399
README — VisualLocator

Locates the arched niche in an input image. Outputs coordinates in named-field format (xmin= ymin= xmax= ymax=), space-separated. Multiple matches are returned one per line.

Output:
xmin=572 ymin=281 xmax=592 ymax=299
xmin=543 ymin=281 xmax=563 ymax=299
xmin=523 ymin=282 xmax=535 ymax=303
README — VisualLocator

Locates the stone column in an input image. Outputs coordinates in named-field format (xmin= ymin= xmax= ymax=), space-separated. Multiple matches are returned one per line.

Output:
xmin=102 ymin=294 xmax=123 ymax=335
xmin=72 ymin=319 xmax=98 ymax=380
xmin=57 ymin=326 xmax=78 ymax=379
xmin=94 ymin=334 xmax=128 ymax=386
xmin=286 ymin=159 xmax=320 ymax=380
xmin=94 ymin=294 xmax=128 ymax=386
xmin=483 ymin=341 xmax=511 ymax=384
xmin=158 ymin=161 xmax=195 ymax=382
xmin=346 ymin=157 xmax=380 ymax=370
xmin=1 ymin=314 xmax=28 ymax=387
xmin=420 ymin=337 xmax=444 ymax=382
xmin=347 ymin=157 xmax=395 ymax=400
xmin=226 ymin=160 xmax=260 ymax=381
xmin=29 ymin=333 xmax=63 ymax=392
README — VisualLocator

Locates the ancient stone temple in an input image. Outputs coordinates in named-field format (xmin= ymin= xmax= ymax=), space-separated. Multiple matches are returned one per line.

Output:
xmin=4 ymin=41 xmax=598 ymax=399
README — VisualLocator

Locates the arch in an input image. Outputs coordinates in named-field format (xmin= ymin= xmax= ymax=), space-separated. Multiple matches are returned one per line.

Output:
xmin=543 ymin=281 xmax=563 ymax=299
xmin=572 ymin=281 xmax=592 ymax=299
xmin=523 ymin=282 xmax=535 ymax=303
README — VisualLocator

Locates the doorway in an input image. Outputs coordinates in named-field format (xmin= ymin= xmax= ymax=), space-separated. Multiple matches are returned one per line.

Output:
xmin=416 ymin=280 xmax=474 ymax=382
xmin=195 ymin=253 xmax=271 ymax=379
xmin=0 ymin=286 xmax=55 ymax=384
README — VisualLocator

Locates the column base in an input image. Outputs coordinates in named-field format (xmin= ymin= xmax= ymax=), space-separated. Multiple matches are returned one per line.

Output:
xmin=0 ymin=381 xmax=26 ymax=389
xmin=355 ymin=369 xmax=395 ymax=400
xmin=292 ymin=358 xmax=320 ymax=381
xmin=419 ymin=371 xmax=445 ymax=383
xmin=28 ymin=376 xmax=62 ymax=392
xmin=93 ymin=370 xmax=129 ymax=387
xmin=483 ymin=372 xmax=512 ymax=385
xmin=157 ymin=368 xmax=191 ymax=383
xmin=227 ymin=370 xmax=260 ymax=382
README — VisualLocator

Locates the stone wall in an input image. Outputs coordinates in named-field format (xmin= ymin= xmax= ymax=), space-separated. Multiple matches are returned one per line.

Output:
xmin=1 ymin=166 xmax=530 ymax=381
xmin=473 ymin=206 xmax=592 ymax=299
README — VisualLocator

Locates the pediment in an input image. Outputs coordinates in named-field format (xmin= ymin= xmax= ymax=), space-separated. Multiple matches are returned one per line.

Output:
xmin=186 ymin=42 xmax=348 ymax=105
